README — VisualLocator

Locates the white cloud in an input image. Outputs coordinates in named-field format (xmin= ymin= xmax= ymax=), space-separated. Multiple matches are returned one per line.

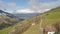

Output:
xmin=0 ymin=0 xmax=3 ymax=3
xmin=16 ymin=9 xmax=35 ymax=13
xmin=5 ymin=9 xmax=35 ymax=14
xmin=58 ymin=0 xmax=60 ymax=1
xmin=0 ymin=0 xmax=17 ymax=10
xmin=0 ymin=0 xmax=6 ymax=10
xmin=5 ymin=10 xmax=13 ymax=13
xmin=28 ymin=0 xmax=60 ymax=11
xmin=1 ymin=0 xmax=59 ymax=14
xmin=7 ymin=2 xmax=16 ymax=7
xmin=5 ymin=9 xmax=50 ymax=14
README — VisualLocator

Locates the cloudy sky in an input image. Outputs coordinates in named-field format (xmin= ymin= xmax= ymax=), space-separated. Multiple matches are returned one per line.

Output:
xmin=0 ymin=0 xmax=60 ymax=14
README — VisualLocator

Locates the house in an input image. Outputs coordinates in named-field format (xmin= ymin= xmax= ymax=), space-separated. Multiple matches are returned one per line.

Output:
xmin=43 ymin=26 xmax=56 ymax=34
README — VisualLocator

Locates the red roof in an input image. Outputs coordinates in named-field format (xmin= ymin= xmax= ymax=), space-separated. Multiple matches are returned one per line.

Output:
xmin=44 ymin=26 xmax=56 ymax=32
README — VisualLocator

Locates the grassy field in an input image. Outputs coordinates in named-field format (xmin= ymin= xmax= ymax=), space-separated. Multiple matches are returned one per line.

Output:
xmin=0 ymin=6 xmax=60 ymax=34
xmin=41 ymin=7 xmax=60 ymax=27
xmin=0 ymin=27 xmax=13 ymax=34
xmin=22 ymin=23 xmax=40 ymax=34
xmin=22 ymin=7 xmax=60 ymax=34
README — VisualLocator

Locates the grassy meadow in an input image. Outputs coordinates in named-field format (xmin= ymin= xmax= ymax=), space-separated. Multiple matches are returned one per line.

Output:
xmin=0 ymin=6 xmax=60 ymax=34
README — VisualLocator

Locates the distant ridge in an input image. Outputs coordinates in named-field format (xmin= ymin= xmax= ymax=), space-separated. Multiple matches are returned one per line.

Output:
xmin=0 ymin=10 xmax=16 ymax=18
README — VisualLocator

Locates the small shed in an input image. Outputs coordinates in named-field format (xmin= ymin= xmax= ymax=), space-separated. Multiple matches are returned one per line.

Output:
xmin=43 ymin=26 xmax=56 ymax=34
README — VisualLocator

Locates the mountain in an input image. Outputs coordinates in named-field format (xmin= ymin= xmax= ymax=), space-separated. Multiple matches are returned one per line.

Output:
xmin=9 ymin=6 xmax=60 ymax=34
xmin=0 ymin=10 xmax=24 ymax=20
xmin=0 ymin=10 xmax=40 ymax=19
xmin=0 ymin=10 xmax=24 ymax=30
xmin=13 ymin=13 xmax=40 ymax=19
xmin=0 ymin=6 xmax=60 ymax=34
xmin=0 ymin=10 xmax=16 ymax=18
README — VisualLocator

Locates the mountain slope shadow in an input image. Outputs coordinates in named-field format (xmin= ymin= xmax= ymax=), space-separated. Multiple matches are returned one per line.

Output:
xmin=0 ymin=10 xmax=24 ymax=30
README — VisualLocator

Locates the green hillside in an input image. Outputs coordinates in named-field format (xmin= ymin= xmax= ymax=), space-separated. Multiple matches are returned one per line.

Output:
xmin=0 ymin=6 xmax=60 ymax=34
xmin=22 ymin=7 xmax=60 ymax=34
xmin=0 ymin=15 xmax=20 ymax=29
xmin=0 ymin=15 xmax=20 ymax=34
xmin=9 ymin=6 xmax=60 ymax=34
